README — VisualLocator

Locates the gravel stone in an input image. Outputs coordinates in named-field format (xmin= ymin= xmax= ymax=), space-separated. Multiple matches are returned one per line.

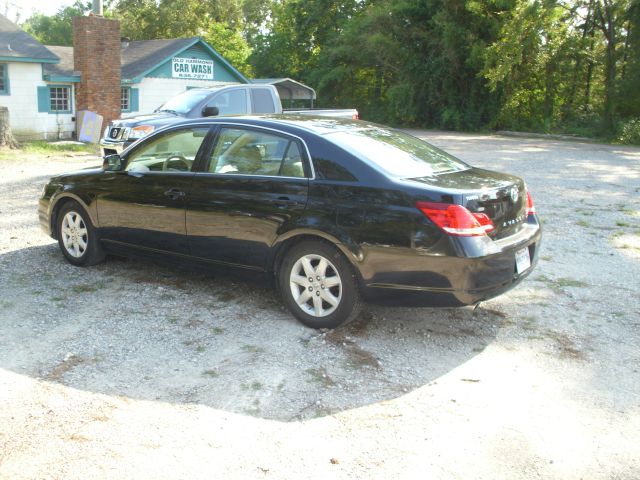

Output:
xmin=0 ymin=133 xmax=639 ymax=479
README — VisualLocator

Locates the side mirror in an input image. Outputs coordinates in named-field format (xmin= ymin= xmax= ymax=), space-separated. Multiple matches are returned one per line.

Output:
xmin=202 ymin=106 xmax=219 ymax=117
xmin=103 ymin=154 xmax=124 ymax=171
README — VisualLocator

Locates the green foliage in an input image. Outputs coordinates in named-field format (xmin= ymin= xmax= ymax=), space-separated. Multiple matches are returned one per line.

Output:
xmin=18 ymin=0 xmax=640 ymax=136
xmin=203 ymin=23 xmax=253 ymax=76
xmin=617 ymin=118 xmax=640 ymax=144
xmin=113 ymin=0 xmax=252 ymax=73
xmin=22 ymin=1 xmax=90 ymax=46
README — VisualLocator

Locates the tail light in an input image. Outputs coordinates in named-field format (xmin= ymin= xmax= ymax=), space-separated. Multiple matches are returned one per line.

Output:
xmin=526 ymin=191 xmax=536 ymax=215
xmin=416 ymin=201 xmax=495 ymax=236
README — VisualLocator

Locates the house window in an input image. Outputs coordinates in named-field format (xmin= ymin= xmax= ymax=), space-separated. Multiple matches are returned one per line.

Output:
xmin=49 ymin=86 xmax=71 ymax=112
xmin=0 ymin=64 xmax=8 ymax=95
xmin=121 ymin=87 xmax=130 ymax=112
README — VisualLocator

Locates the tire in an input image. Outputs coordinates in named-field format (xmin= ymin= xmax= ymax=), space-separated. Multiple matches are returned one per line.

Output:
xmin=279 ymin=240 xmax=362 ymax=329
xmin=56 ymin=200 xmax=105 ymax=267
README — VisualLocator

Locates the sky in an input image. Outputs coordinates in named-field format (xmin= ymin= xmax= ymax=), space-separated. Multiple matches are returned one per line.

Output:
xmin=1 ymin=0 xmax=76 ymax=23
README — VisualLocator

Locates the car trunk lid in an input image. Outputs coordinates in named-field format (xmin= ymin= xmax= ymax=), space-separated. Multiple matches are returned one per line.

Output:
xmin=410 ymin=167 xmax=528 ymax=239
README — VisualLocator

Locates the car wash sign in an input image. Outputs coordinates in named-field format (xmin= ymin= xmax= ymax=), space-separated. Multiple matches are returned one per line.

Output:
xmin=172 ymin=57 xmax=214 ymax=80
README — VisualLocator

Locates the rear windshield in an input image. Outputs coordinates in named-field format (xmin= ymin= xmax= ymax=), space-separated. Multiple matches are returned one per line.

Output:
xmin=326 ymin=128 xmax=468 ymax=177
xmin=156 ymin=89 xmax=213 ymax=115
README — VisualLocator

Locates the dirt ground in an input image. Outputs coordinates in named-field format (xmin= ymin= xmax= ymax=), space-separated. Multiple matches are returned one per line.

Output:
xmin=0 ymin=132 xmax=639 ymax=479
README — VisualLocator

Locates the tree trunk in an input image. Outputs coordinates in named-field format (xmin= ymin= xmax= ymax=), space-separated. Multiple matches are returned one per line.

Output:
xmin=597 ymin=0 xmax=617 ymax=134
xmin=0 ymin=106 xmax=19 ymax=149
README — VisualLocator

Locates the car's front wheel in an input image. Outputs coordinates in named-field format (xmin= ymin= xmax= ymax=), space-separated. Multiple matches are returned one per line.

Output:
xmin=56 ymin=200 xmax=105 ymax=266
xmin=279 ymin=240 xmax=362 ymax=329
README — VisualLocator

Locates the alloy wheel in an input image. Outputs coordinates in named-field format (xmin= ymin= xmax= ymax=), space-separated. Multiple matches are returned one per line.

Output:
xmin=60 ymin=211 xmax=88 ymax=258
xmin=289 ymin=253 xmax=342 ymax=317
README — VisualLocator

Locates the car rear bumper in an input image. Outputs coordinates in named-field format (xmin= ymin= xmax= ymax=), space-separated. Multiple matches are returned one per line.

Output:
xmin=360 ymin=223 xmax=542 ymax=307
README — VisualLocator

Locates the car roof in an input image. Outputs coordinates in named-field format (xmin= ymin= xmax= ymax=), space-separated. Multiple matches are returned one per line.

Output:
xmin=169 ymin=114 xmax=381 ymax=137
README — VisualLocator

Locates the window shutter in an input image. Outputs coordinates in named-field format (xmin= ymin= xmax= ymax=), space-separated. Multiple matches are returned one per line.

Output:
xmin=37 ymin=86 xmax=50 ymax=112
xmin=131 ymin=88 xmax=139 ymax=112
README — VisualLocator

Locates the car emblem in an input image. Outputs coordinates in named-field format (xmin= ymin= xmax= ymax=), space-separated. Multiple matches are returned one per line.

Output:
xmin=110 ymin=128 xmax=120 ymax=139
xmin=510 ymin=186 xmax=519 ymax=203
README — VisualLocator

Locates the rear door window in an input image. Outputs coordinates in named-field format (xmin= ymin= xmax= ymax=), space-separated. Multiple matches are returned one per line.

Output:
xmin=207 ymin=89 xmax=248 ymax=115
xmin=206 ymin=127 xmax=307 ymax=177
xmin=251 ymin=88 xmax=276 ymax=113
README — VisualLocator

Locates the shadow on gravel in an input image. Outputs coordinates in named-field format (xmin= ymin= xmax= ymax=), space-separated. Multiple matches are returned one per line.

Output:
xmin=0 ymin=244 xmax=501 ymax=422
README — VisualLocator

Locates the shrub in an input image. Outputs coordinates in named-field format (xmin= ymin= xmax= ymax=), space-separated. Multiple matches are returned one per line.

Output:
xmin=617 ymin=118 xmax=640 ymax=145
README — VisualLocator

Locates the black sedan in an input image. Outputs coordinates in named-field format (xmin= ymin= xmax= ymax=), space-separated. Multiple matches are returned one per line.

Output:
xmin=39 ymin=116 xmax=541 ymax=328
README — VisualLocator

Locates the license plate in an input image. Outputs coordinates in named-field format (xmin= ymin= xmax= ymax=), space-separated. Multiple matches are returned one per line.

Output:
xmin=515 ymin=247 xmax=531 ymax=274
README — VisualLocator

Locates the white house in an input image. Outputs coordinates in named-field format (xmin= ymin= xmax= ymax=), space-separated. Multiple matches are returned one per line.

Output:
xmin=0 ymin=14 xmax=249 ymax=140
xmin=0 ymin=14 xmax=76 ymax=140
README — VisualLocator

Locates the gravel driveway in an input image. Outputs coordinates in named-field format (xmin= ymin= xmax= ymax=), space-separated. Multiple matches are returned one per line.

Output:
xmin=1 ymin=133 xmax=639 ymax=479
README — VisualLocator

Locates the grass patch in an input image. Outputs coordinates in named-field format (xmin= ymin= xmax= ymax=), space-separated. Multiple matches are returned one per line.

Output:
xmin=576 ymin=208 xmax=595 ymax=217
xmin=535 ymin=275 xmax=588 ymax=292
xmin=306 ymin=367 xmax=336 ymax=387
xmin=216 ymin=290 xmax=238 ymax=302
xmin=184 ymin=318 xmax=204 ymax=329
xmin=22 ymin=141 xmax=98 ymax=155
xmin=576 ymin=220 xmax=590 ymax=228
xmin=74 ymin=283 xmax=100 ymax=293
xmin=241 ymin=344 xmax=265 ymax=354
xmin=241 ymin=381 xmax=264 ymax=391
xmin=617 ymin=244 xmax=640 ymax=250
xmin=616 ymin=221 xmax=630 ymax=227
xmin=555 ymin=277 xmax=588 ymax=288
xmin=211 ymin=327 xmax=225 ymax=335
xmin=202 ymin=369 xmax=219 ymax=378
xmin=183 ymin=339 xmax=206 ymax=352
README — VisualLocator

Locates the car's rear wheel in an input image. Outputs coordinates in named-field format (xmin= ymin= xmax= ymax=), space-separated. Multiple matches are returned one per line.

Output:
xmin=279 ymin=240 xmax=362 ymax=329
xmin=56 ymin=201 xmax=105 ymax=266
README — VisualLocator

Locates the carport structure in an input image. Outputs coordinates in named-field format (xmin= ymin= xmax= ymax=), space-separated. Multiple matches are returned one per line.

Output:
xmin=251 ymin=78 xmax=316 ymax=108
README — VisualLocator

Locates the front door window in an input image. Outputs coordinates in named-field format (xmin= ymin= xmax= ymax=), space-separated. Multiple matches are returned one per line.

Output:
xmin=126 ymin=127 xmax=209 ymax=173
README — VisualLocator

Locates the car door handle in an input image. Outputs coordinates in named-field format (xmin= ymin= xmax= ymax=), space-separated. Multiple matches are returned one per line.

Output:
xmin=164 ymin=188 xmax=186 ymax=200
xmin=271 ymin=197 xmax=299 ymax=208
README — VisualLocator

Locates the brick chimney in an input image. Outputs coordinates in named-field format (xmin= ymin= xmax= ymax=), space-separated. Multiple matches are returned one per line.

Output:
xmin=72 ymin=16 xmax=121 ymax=130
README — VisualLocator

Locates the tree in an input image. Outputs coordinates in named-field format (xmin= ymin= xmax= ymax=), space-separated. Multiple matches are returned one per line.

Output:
xmin=589 ymin=0 xmax=631 ymax=132
xmin=0 ymin=107 xmax=19 ymax=149
xmin=484 ymin=0 xmax=578 ymax=131
xmin=22 ymin=1 xmax=90 ymax=46
xmin=114 ymin=0 xmax=252 ymax=74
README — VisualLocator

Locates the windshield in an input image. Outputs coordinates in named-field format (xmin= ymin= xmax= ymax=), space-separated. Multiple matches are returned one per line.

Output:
xmin=326 ymin=127 xmax=468 ymax=177
xmin=156 ymin=89 xmax=213 ymax=115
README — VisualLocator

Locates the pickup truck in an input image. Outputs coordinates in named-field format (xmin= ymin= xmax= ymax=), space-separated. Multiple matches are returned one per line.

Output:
xmin=100 ymin=84 xmax=358 ymax=155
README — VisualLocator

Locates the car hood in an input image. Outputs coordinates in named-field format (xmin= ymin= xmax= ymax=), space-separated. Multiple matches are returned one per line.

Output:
xmin=110 ymin=112 xmax=184 ymax=128
xmin=50 ymin=166 xmax=103 ymax=182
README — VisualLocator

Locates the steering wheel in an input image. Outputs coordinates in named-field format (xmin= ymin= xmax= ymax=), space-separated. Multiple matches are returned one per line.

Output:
xmin=162 ymin=154 xmax=190 ymax=172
